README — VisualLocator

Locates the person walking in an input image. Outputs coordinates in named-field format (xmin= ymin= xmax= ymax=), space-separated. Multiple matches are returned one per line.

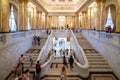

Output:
xmin=36 ymin=60 xmax=41 ymax=80
xmin=22 ymin=69 xmax=30 ymax=80
xmin=60 ymin=66 xmax=67 ymax=80
xmin=69 ymin=55 xmax=74 ymax=70
xmin=37 ymin=36 xmax=41 ymax=45
xmin=29 ymin=53 xmax=33 ymax=67
xmin=19 ymin=54 xmax=25 ymax=72
xmin=63 ymin=55 xmax=68 ymax=68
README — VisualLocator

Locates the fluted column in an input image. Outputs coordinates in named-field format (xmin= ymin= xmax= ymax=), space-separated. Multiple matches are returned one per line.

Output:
xmin=66 ymin=16 xmax=67 ymax=28
xmin=0 ymin=1 xmax=2 ymax=32
xmin=23 ymin=0 xmax=28 ymax=30
xmin=95 ymin=0 xmax=101 ymax=31
xmin=48 ymin=16 xmax=51 ymax=29
xmin=88 ymin=7 xmax=92 ymax=30
xmin=39 ymin=12 xmax=42 ymax=29
xmin=79 ymin=13 xmax=82 ymax=29
xmin=82 ymin=12 xmax=85 ymax=29
xmin=37 ymin=12 xmax=41 ymax=29
xmin=101 ymin=0 xmax=105 ymax=31
xmin=116 ymin=0 xmax=120 ymax=32
xmin=50 ymin=16 xmax=52 ymax=29
xmin=56 ymin=16 xmax=58 ymax=29
xmin=31 ymin=7 xmax=36 ymax=29
xmin=84 ymin=12 xmax=87 ymax=29
xmin=75 ymin=15 xmax=78 ymax=29
xmin=72 ymin=16 xmax=75 ymax=28
xmin=45 ymin=14 xmax=47 ymax=29
xmin=19 ymin=0 xmax=24 ymax=30
xmin=0 ymin=0 xmax=10 ymax=32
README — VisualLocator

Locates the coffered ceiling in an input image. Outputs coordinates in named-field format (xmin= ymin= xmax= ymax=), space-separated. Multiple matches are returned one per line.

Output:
xmin=34 ymin=0 xmax=89 ymax=12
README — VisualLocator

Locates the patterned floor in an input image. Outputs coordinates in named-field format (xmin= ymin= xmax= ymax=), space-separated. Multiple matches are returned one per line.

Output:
xmin=91 ymin=74 xmax=117 ymax=80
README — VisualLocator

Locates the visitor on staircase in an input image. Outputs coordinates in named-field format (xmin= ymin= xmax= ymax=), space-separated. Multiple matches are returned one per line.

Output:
xmin=63 ymin=55 xmax=68 ymax=68
xmin=69 ymin=55 xmax=74 ymax=70
xmin=19 ymin=54 xmax=25 ymax=72
xmin=60 ymin=66 xmax=67 ymax=80
xmin=22 ymin=69 xmax=31 ymax=80
xmin=36 ymin=60 xmax=42 ymax=80
xmin=29 ymin=53 xmax=33 ymax=67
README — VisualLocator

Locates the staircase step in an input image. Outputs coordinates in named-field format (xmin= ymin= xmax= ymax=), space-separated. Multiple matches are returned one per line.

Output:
xmin=86 ymin=54 xmax=101 ymax=56
xmin=43 ymin=77 xmax=81 ymax=80
xmin=89 ymin=68 xmax=112 ymax=72
xmin=88 ymin=59 xmax=106 ymax=62
xmin=12 ymin=67 xmax=36 ymax=72
xmin=89 ymin=62 xmax=109 ymax=65
xmin=86 ymin=56 xmax=104 ymax=59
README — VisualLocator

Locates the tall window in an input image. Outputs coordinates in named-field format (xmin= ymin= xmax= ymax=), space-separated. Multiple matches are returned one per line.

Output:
xmin=105 ymin=7 xmax=114 ymax=30
xmin=9 ymin=5 xmax=17 ymax=31
xmin=28 ymin=14 xmax=31 ymax=30
xmin=28 ymin=4 xmax=33 ymax=30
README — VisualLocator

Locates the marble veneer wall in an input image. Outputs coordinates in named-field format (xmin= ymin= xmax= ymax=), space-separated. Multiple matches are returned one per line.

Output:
xmin=0 ymin=30 xmax=42 ymax=80
xmin=82 ymin=31 xmax=120 ymax=80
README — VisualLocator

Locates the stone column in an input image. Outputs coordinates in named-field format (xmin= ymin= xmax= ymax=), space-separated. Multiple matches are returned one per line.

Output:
xmin=72 ymin=16 xmax=75 ymax=28
xmin=84 ymin=12 xmax=88 ymax=29
xmin=101 ymin=0 xmax=105 ymax=31
xmin=95 ymin=0 xmax=101 ymax=31
xmin=82 ymin=12 xmax=85 ymax=29
xmin=19 ymin=0 xmax=25 ymax=30
xmin=57 ymin=16 xmax=59 ymax=29
xmin=23 ymin=0 xmax=28 ymax=30
xmin=39 ymin=12 xmax=42 ymax=29
xmin=37 ymin=12 xmax=40 ymax=29
xmin=0 ymin=0 xmax=10 ymax=32
xmin=75 ymin=15 xmax=78 ymax=29
xmin=116 ymin=0 xmax=120 ymax=32
xmin=79 ymin=13 xmax=82 ymax=29
xmin=48 ymin=16 xmax=51 ymax=29
xmin=31 ymin=7 xmax=36 ymax=29
xmin=88 ymin=7 xmax=92 ymax=30
xmin=0 ymin=1 xmax=1 ymax=32
xmin=66 ymin=16 xmax=67 ymax=28
xmin=45 ymin=14 xmax=47 ymax=29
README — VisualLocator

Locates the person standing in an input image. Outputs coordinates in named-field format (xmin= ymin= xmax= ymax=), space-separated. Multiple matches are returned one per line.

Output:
xmin=33 ymin=35 xmax=37 ymax=45
xmin=36 ymin=61 xmax=41 ymax=80
xmin=29 ymin=53 xmax=33 ymax=67
xmin=69 ymin=55 xmax=74 ymax=70
xmin=19 ymin=54 xmax=25 ymax=72
xmin=63 ymin=55 xmax=68 ymax=68
xmin=37 ymin=36 xmax=41 ymax=45
xmin=54 ymin=49 xmax=57 ymax=56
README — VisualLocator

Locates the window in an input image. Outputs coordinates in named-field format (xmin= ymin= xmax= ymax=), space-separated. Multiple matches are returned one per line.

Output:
xmin=105 ymin=7 xmax=114 ymax=30
xmin=9 ymin=5 xmax=17 ymax=31
xmin=28 ymin=14 xmax=31 ymax=30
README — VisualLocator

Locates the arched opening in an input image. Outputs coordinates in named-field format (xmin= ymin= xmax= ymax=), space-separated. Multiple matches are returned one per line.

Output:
xmin=105 ymin=4 xmax=116 ymax=33
xmin=9 ymin=3 xmax=18 ymax=32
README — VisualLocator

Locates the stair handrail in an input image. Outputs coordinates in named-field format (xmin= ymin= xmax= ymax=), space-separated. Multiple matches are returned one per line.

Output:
xmin=40 ymin=54 xmax=54 ymax=77
xmin=36 ymin=30 xmax=53 ymax=63
xmin=71 ymin=30 xmax=89 ymax=78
